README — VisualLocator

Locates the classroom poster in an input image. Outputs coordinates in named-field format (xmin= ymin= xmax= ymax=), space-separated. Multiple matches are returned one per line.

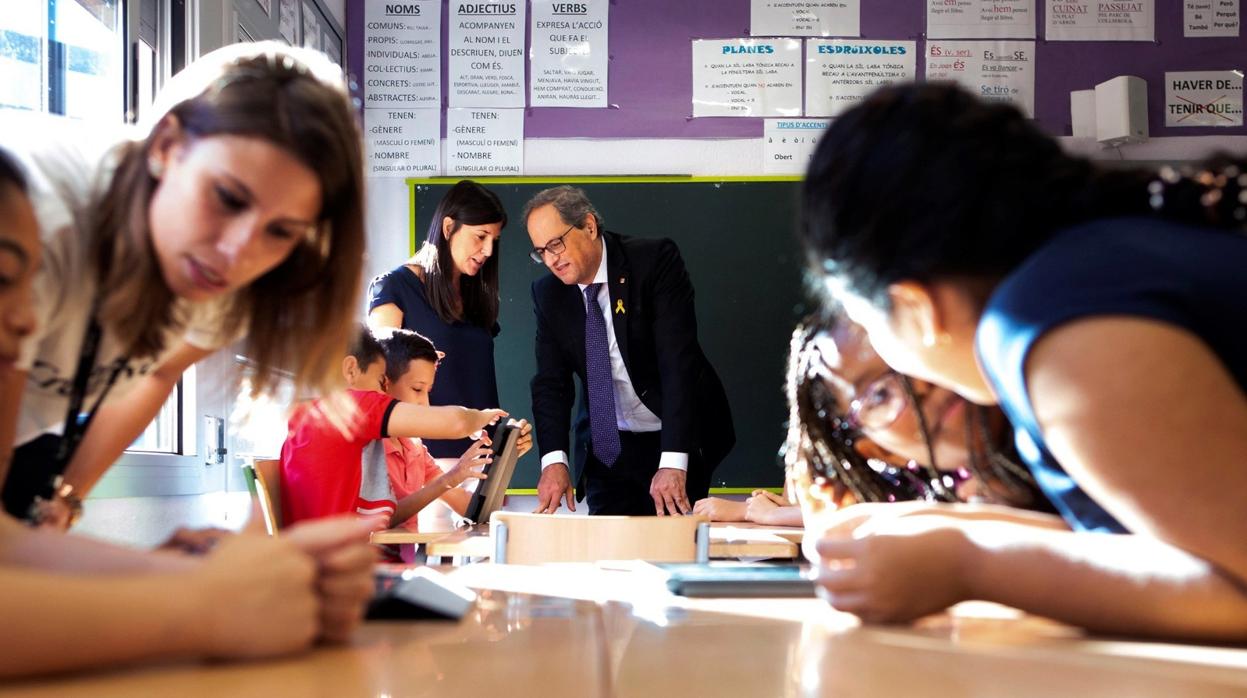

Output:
xmin=925 ymin=40 xmax=1035 ymax=116
xmin=449 ymin=1 xmax=527 ymax=108
xmin=1165 ymin=71 xmax=1244 ymax=126
xmin=750 ymin=0 xmax=860 ymax=37
xmin=362 ymin=0 xmax=441 ymax=109
xmin=530 ymin=0 xmax=609 ymax=108
xmin=1185 ymin=0 xmax=1240 ymax=36
xmin=926 ymin=0 xmax=1035 ymax=39
xmin=366 ymin=108 xmax=440 ymax=177
xmin=278 ymin=0 xmax=298 ymax=43
xmin=805 ymin=39 xmax=916 ymax=117
xmin=301 ymin=1 xmax=321 ymax=51
xmin=763 ymin=119 xmax=829 ymax=174
xmin=446 ymin=108 xmax=524 ymax=175
xmin=692 ymin=39 xmax=802 ymax=117
xmin=1046 ymin=0 xmax=1154 ymax=41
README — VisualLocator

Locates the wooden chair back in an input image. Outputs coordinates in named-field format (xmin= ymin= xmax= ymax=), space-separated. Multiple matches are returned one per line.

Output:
xmin=243 ymin=458 xmax=283 ymax=536
xmin=490 ymin=511 xmax=709 ymax=564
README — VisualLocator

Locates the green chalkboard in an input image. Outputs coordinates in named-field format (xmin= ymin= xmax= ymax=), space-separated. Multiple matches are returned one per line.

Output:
xmin=407 ymin=176 xmax=807 ymax=493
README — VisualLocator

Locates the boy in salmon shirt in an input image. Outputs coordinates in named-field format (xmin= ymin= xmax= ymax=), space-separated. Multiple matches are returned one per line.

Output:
xmin=377 ymin=329 xmax=532 ymax=531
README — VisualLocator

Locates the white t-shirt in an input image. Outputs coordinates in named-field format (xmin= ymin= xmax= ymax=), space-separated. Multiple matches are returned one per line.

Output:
xmin=2 ymin=111 xmax=235 ymax=445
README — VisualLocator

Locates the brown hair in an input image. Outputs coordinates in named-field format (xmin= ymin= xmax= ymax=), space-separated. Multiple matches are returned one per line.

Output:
xmin=90 ymin=42 xmax=365 ymax=397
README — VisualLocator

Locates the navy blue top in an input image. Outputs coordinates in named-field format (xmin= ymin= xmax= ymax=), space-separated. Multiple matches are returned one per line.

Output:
xmin=977 ymin=217 xmax=1247 ymax=533
xmin=368 ymin=265 xmax=501 ymax=458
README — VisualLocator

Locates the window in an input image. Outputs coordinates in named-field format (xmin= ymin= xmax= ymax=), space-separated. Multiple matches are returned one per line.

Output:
xmin=128 ymin=381 xmax=182 ymax=453
xmin=231 ymin=357 xmax=294 ymax=461
xmin=0 ymin=2 xmax=191 ymax=460
xmin=0 ymin=0 xmax=125 ymax=121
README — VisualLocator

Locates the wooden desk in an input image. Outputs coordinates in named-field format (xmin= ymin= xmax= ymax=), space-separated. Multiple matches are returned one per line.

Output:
xmin=10 ymin=563 xmax=1247 ymax=697
xmin=707 ymin=523 xmax=803 ymax=558
xmin=374 ymin=522 xmax=804 ymax=561
xmin=369 ymin=529 xmax=451 ymax=546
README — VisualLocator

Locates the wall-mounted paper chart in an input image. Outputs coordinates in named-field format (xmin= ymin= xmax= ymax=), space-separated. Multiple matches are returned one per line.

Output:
xmin=926 ymin=0 xmax=1035 ymax=39
xmin=449 ymin=1 xmax=527 ymax=107
xmin=805 ymin=39 xmax=916 ymax=117
xmin=925 ymin=40 xmax=1035 ymax=117
xmin=692 ymin=39 xmax=802 ymax=117
xmin=751 ymin=0 xmax=860 ymax=37
xmin=530 ymin=0 xmax=609 ymax=108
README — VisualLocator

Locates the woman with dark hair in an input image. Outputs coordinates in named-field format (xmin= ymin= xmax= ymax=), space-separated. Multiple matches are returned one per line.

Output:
xmin=800 ymin=82 xmax=1247 ymax=639
xmin=369 ymin=180 xmax=530 ymax=459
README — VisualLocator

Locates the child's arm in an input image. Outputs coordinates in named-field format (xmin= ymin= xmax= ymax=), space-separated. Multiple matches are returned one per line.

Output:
xmin=60 ymin=343 xmax=211 ymax=500
xmin=745 ymin=491 xmax=805 ymax=527
xmin=691 ymin=497 xmax=748 ymax=522
xmin=438 ymin=487 xmax=473 ymax=517
xmin=813 ymin=517 xmax=1247 ymax=640
xmin=387 ymin=403 xmax=506 ymax=440
xmin=818 ymin=500 xmax=1069 ymax=533
xmin=390 ymin=437 xmax=492 ymax=527
xmin=0 ymin=369 xmax=25 ymax=502
xmin=0 ymin=516 xmax=376 ymax=678
xmin=0 ymin=511 xmax=197 ymax=573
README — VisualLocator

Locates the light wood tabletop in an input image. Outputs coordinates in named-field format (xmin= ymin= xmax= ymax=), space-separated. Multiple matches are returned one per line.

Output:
xmin=8 ymin=562 xmax=1247 ymax=697
xmin=374 ymin=521 xmax=804 ymax=561
xmin=369 ymin=528 xmax=455 ymax=545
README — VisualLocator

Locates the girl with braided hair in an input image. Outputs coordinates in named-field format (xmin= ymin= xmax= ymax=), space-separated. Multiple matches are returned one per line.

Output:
xmin=695 ymin=312 xmax=1057 ymax=526
xmin=785 ymin=313 xmax=1056 ymax=513
xmin=802 ymin=81 xmax=1247 ymax=638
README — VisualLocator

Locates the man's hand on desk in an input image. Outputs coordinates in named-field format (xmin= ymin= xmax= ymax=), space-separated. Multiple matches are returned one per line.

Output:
xmin=650 ymin=468 xmax=690 ymax=516
xmin=534 ymin=462 xmax=575 ymax=514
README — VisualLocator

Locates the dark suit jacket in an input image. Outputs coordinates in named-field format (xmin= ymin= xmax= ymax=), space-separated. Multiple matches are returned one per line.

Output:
xmin=530 ymin=231 xmax=735 ymax=487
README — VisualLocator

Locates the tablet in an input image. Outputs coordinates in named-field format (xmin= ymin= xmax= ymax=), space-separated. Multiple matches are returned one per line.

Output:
xmin=461 ymin=419 xmax=522 ymax=524
xmin=655 ymin=562 xmax=816 ymax=598
xmin=368 ymin=567 xmax=476 ymax=621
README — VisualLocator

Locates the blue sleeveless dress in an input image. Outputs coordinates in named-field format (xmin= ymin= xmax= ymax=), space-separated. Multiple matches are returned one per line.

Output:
xmin=368 ymin=266 xmax=501 ymax=458
xmin=976 ymin=217 xmax=1247 ymax=532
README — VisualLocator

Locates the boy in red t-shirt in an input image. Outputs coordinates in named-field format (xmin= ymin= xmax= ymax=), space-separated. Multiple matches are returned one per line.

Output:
xmin=279 ymin=326 xmax=506 ymax=528
xmin=376 ymin=329 xmax=533 ymax=531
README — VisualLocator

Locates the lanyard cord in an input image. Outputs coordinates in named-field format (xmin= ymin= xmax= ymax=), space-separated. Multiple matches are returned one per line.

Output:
xmin=51 ymin=315 xmax=126 ymax=471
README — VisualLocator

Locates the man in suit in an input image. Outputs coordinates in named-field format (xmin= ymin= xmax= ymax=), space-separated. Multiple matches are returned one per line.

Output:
xmin=525 ymin=186 xmax=734 ymax=516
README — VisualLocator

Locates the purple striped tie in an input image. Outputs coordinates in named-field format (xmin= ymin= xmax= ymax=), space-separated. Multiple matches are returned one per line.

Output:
xmin=584 ymin=283 xmax=621 ymax=467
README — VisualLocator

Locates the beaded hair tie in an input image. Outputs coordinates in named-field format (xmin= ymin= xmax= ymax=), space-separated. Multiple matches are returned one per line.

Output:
xmin=1148 ymin=162 xmax=1247 ymax=226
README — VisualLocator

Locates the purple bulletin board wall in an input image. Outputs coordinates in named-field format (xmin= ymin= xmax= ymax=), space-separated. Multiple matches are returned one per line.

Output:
xmin=348 ymin=1 xmax=1247 ymax=140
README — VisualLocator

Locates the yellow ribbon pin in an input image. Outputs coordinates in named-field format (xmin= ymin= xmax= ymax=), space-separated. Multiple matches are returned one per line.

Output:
xmin=615 ymin=299 xmax=626 ymax=315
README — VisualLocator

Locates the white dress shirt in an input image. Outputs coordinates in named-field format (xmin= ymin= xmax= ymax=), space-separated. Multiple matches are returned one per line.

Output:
xmin=541 ymin=240 xmax=689 ymax=472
